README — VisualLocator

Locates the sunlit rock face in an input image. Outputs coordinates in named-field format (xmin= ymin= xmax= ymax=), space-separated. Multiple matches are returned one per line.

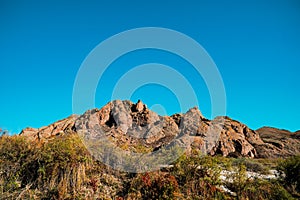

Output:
xmin=20 ymin=100 xmax=300 ymax=158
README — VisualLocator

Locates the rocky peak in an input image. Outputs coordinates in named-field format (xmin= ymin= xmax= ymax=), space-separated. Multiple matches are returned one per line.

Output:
xmin=19 ymin=100 xmax=300 ymax=159
xmin=134 ymin=99 xmax=145 ymax=112
xmin=96 ymin=100 xmax=159 ymax=134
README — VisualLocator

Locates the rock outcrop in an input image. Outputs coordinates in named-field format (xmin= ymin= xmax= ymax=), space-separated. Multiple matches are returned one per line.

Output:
xmin=209 ymin=117 xmax=264 ymax=158
xmin=19 ymin=100 xmax=300 ymax=158
xmin=255 ymin=127 xmax=300 ymax=158
xmin=20 ymin=115 xmax=78 ymax=142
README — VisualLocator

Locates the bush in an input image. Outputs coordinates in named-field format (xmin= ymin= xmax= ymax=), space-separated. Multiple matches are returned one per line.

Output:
xmin=277 ymin=155 xmax=300 ymax=197
xmin=241 ymin=179 xmax=294 ymax=200
xmin=231 ymin=158 xmax=270 ymax=174
xmin=0 ymin=135 xmax=34 ymax=193
xmin=172 ymin=153 xmax=227 ymax=199
xmin=129 ymin=172 xmax=180 ymax=200
xmin=0 ymin=134 xmax=93 ymax=199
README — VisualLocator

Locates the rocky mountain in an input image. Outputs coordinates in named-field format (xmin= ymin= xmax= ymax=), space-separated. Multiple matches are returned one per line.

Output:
xmin=20 ymin=100 xmax=300 ymax=159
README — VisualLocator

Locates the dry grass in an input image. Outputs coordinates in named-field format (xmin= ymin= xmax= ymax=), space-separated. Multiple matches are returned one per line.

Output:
xmin=0 ymin=134 xmax=297 ymax=199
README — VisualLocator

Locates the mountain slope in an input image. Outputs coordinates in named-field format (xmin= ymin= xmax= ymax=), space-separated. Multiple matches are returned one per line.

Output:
xmin=255 ymin=127 xmax=300 ymax=158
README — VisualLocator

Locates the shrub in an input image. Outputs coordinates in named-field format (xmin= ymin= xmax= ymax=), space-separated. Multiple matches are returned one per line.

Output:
xmin=129 ymin=172 xmax=180 ymax=200
xmin=224 ymin=162 xmax=294 ymax=200
xmin=231 ymin=158 xmax=270 ymax=174
xmin=35 ymin=134 xmax=91 ymax=198
xmin=277 ymin=155 xmax=300 ymax=197
xmin=0 ymin=134 xmax=94 ymax=199
xmin=0 ymin=135 xmax=34 ymax=193
xmin=241 ymin=180 xmax=294 ymax=200
xmin=172 ymin=153 xmax=227 ymax=199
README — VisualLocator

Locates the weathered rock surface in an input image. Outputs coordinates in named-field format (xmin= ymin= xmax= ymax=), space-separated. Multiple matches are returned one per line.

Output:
xmin=75 ymin=100 xmax=178 ymax=149
xmin=19 ymin=100 xmax=300 ymax=158
xmin=255 ymin=127 xmax=300 ymax=158
xmin=209 ymin=117 xmax=264 ymax=158
xmin=20 ymin=115 xmax=78 ymax=142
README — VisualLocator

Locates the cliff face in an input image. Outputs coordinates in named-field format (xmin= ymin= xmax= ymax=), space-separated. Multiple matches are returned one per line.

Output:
xmin=20 ymin=100 xmax=300 ymax=158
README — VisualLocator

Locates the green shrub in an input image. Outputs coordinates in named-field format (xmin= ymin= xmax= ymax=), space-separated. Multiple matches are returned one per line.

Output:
xmin=0 ymin=135 xmax=34 ymax=193
xmin=172 ymin=153 xmax=227 ymax=199
xmin=241 ymin=180 xmax=294 ymax=200
xmin=231 ymin=158 xmax=270 ymax=174
xmin=277 ymin=155 xmax=300 ymax=197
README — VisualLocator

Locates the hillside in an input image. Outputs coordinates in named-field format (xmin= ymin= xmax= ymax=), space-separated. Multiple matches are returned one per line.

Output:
xmin=0 ymin=100 xmax=299 ymax=199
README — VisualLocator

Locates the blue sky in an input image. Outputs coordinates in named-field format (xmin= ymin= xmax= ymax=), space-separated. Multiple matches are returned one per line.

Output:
xmin=0 ymin=0 xmax=299 ymax=133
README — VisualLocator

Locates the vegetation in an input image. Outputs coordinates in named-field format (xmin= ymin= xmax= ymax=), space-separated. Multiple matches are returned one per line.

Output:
xmin=0 ymin=134 xmax=298 ymax=199
xmin=277 ymin=155 xmax=300 ymax=198
xmin=129 ymin=172 xmax=180 ymax=199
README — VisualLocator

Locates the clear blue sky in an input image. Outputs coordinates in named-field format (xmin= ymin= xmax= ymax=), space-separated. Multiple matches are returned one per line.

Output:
xmin=0 ymin=0 xmax=299 ymax=133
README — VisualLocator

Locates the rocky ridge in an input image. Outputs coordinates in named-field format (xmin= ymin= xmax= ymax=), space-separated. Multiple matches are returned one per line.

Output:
xmin=255 ymin=127 xmax=300 ymax=158
xmin=20 ymin=100 xmax=300 ymax=158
